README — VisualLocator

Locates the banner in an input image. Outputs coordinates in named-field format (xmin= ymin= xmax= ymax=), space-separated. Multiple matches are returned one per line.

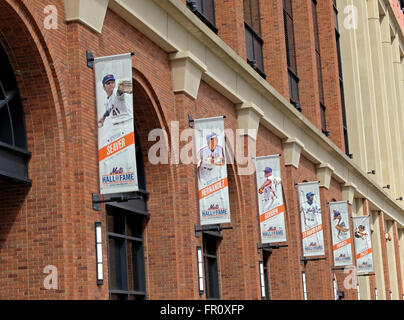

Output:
xmin=194 ymin=116 xmax=230 ymax=225
xmin=329 ymin=201 xmax=353 ymax=266
xmin=298 ymin=181 xmax=325 ymax=256
xmin=352 ymin=216 xmax=374 ymax=274
xmin=94 ymin=53 xmax=139 ymax=194
xmin=255 ymin=155 xmax=286 ymax=243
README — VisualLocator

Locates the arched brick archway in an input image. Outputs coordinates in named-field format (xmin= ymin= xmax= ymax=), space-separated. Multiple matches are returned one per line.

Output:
xmin=0 ymin=0 xmax=70 ymax=299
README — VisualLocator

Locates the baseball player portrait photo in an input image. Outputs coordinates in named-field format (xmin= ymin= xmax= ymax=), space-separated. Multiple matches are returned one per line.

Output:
xmin=98 ymin=74 xmax=133 ymax=135
xmin=354 ymin=224 xmax=368 ymax=240
xmin=197 ymin=131 xmax=225 ymax=185
xmin=258 ymin=166 xmax=282 ymax=212
xmin=333 ymin=210 xmax=349 ymax=241
xmin=301 ymin=192 xmax=321 ymax=228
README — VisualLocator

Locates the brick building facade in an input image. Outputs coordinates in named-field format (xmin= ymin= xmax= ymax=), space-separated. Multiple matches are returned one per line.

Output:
xmin=0 ymin=0 xmax=403 ymax=300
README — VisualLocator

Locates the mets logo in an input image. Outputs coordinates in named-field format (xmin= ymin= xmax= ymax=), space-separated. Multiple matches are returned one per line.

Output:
xmin=110 ymin=167 xmax=124 ymax=174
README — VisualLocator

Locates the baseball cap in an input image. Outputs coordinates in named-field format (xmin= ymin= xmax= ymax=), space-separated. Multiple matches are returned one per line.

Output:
xmin=206 ymin=132 xmax=218 ymax=141
xmin=102 ymin=74 xmax=115 ymax=85
xmin=264 ymin=167 xmax=272 ymax=173
xmin=306 ymin=192 xmax=314 ymax=199
xmin=333 ymin=210 xmax=341 ymax=217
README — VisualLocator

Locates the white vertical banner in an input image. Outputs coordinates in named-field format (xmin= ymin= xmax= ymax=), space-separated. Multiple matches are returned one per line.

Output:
xmin=94 ymin=53 xmax=138 ymax=195
xmin=352 ymin=216 xmax=374 ymax=274
xmin=255 ymin=155 xmax=286 ymax=243
xmin=298 ymin=181 xmax=325 ymax=256
xmin=329 ymin=201 xmax=353 ymax=266
xmin=194 ymin=116 xmax=230 ymax=225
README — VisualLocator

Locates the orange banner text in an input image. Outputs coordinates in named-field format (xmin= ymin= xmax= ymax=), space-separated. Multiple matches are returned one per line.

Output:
xmin=333 ymin=238 xmax=351 ymax=251
xmin=260 ymin=205 xmax=285 ymax=223
xmin=302 ymin=224 xmax=323 ymax=239
xmin=98 ymin=132 xmax=135 ymax=162
xmin=199 ymin=178 xmax=228 ymax=200
xmin=356 ymin=248 xmax=373 ymax=260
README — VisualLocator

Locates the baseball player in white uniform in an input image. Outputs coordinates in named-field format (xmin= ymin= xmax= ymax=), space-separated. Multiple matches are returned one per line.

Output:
xmin=333 ymin=210 xmax=349 ymax=241
xmin=197 ymin=132 xmax=225 ymax=185
xmin=98 ymin=74 xmax=133 ymax=139
xmin=258 ymin=167 xmax=281 ymax=211
xmin=300 ymin=192 xmax=321 ymax=228
xmin=97 ymin=74 xmax=134 ymax=179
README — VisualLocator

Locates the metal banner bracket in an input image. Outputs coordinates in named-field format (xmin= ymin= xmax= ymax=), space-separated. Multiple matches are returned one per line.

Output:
xmin=194 ymin=224 xmax=233 ymax=238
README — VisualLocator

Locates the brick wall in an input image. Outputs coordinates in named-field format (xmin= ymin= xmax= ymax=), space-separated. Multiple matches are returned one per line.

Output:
xmin=0 ymin=0 xmax=397 ymax=300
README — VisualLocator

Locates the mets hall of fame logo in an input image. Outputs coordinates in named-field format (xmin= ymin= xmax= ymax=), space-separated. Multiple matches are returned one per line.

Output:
xmin=304 ymin=241 xmax=323 ymax=253
xmin=262 ymin=226 xmax=284 ymax=239
xmin=202 ymin=204 xmax=228 ymax=218
xmin=335 ymin=253 xmax=351 ymax=263
xmin=102 ymin=167 xmax=135 ymax=185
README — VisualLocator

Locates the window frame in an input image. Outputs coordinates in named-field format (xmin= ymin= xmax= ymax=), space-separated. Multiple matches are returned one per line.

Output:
xmin=186 ymin=0 xmax=218 ymax=34
xmin=202 ymin=232 xmax=221 ymax=300
xmin=106 ymin=205 xmax=148 ymax=300
xmin=283 ymin=0 xmax=301 ymax=110
xmin=0 ymin=43 xmax=31 ymax=184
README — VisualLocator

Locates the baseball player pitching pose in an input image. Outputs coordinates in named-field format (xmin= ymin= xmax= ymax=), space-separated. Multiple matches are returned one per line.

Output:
xmin=98 ymin=74 xmax=133 ymax=131
xmin=300 ymin=192 xmax=321 ymax=228
xmin=258 ymin=167 xmax=281 ymax=210
xmin=197 ymin=132 xmax=225 ymax=185
xmin=333 ymin=210 xmax=349 ymax=241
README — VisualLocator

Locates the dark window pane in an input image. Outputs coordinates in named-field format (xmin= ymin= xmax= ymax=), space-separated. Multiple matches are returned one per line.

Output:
xmin=111 ymin=294 xmax=127 ymax=300
xmin=202 ymin=0 xmax=215 ymax=26
xmin=253 ymin=36 xmax=264 ymax=71
xmin=244 ymin=0 xmax=261 ymax=35
xmin=126 ymin=214 xmax=143 ymax=238
xmin=108 ymin=237 xmax=127 ymax=291
xmin=107 ymin=209 xmax=125 ymax=234
xmin=0 ymin=105 xmax=13 ymax=145
xmin=206 ymin=256 xmax=219 ymax=299
xmin=288 ymin=70 xmax=300 ymax=105
xmin=245 ymin=27 xmax=254 ymax=61
xmin=204 ymin=235 xmax=217 ymax=256
xmin=9 ymin=95 xmax=27 ymax=149
xmin=127 ymin=240 xmax=146 ymax=292
xmin=321 ymin=104 xmax=327 ymax=132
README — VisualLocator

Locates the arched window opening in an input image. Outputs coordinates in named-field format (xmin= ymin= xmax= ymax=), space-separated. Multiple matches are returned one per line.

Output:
xmin=0 ymin=42 xmax=31 ymax=184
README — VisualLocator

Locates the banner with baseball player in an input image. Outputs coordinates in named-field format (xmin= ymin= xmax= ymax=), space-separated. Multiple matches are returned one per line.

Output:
xmin=255 ymin=155 xmax=286 ymax=243
xmin=194 ymin=116 xmax=231 ymax=226
xmin=297 ymin=181 xmax=325 ymax=256
xmin=329 ymin=201 xmax=353 ymax=267
xmin=353 ymin=216 xmax=374 ymax=274
xmin=94 ymin=53 xmax=139 ymax=195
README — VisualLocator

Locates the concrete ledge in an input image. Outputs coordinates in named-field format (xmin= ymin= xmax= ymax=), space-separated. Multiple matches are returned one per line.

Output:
xmin=316 ymin=163 xmax=335 ymax=190
xmin=64 ymin=0 xmax=109 ymax=33
xmin=282 ymin=138 xmax=304 ymax=169
xmin=169 ymin=51 xmax=207 ymax=99
xmin=236 ymin=102 xmax=265 ymax=140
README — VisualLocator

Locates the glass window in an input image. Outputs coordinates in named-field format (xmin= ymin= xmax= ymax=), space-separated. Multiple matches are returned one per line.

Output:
xmin=203 ymin=234 xmax=220 ymax=299
xmin=186 ymin=0 xmax=217 ymax=33
xmin=0 ymin=44 xmax=28 ymax=150
xmin=107 ymin=206 xmax=146 ymax=300
xmin=244 ymin=0 xmax=265 ymax=78
xmin=283 ymin=0 xmax=300 ymax=109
